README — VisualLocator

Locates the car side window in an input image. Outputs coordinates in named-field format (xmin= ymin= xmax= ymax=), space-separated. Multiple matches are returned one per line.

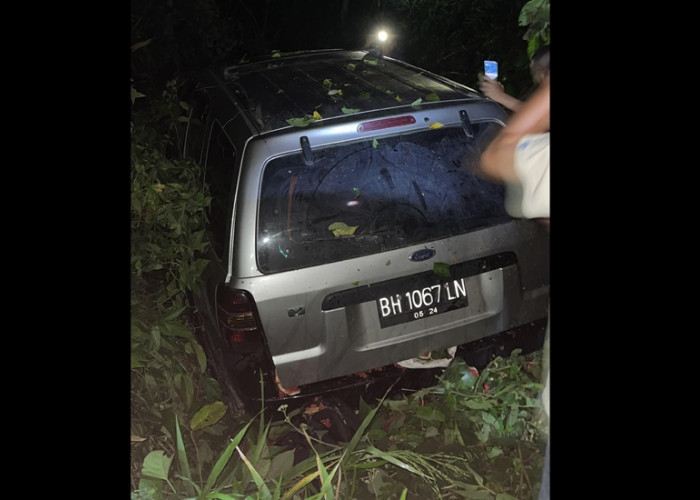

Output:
xmin=204 ymin=121 xmax=237 ymax=260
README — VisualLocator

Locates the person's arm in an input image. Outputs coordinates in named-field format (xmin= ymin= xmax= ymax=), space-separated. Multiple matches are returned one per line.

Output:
xmin=479 ymin=77 xmax=523 ymax=112
xmin=479 ymin=78 xmax=550 ymax=183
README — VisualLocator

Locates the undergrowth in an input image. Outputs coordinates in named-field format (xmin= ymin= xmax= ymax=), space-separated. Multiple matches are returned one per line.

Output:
xmin=130 ymin=48 xmax=548 ymax=500
xmin=132 ymin=350 xmax=547 ymax=499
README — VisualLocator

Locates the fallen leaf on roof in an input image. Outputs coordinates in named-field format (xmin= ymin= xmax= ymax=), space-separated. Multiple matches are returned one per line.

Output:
xmin=429 ymin=122 xmax=444 ymax=129
xmin=286 ymin=111 xmax=323 ymax=127
xmin=342 ymin=106 xmax=360 ymax=114
xmin=285 ymin=116 xmax=314 ymax=127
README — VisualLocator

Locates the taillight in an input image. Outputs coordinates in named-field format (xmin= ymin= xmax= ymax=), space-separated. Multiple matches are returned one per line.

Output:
xmin=216 ymin=286 xmax=263 ymax=344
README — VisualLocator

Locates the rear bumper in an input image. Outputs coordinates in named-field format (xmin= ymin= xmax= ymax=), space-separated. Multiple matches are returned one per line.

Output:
xmin=244 ymin=316 xmax=547 ymax=416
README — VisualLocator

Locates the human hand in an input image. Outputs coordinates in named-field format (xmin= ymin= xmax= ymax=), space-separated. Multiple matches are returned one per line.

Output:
xmin=479 ymin=77 xmax=505 ymax=100
xmin=479 ymin=76 xmax=523 ymax=112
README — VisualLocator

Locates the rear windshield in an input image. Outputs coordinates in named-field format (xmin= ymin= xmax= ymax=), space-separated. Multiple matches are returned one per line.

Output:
xmin=257 ymin=122 xmax=511 ymax=273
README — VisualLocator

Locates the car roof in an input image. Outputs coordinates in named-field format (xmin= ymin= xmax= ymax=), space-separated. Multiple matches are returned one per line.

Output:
xmin=209 ymin=49 xmax=485 ymax=133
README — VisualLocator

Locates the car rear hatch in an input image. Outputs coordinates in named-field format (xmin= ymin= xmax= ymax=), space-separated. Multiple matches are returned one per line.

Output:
xmin=229 ymin=117 xmax=549 ymax=389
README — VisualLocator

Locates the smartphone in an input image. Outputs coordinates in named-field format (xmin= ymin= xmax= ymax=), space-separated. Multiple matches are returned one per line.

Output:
xmin=484 ymin=60 xmax=498 ymax=80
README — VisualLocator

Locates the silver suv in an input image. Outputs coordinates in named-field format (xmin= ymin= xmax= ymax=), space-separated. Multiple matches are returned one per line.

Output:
xmin=181 ymin=49 xmax=549 ymax=414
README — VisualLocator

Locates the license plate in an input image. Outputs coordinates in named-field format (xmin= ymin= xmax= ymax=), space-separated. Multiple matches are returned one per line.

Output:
xmin=376 ymin=278 xmax=469 ymax=328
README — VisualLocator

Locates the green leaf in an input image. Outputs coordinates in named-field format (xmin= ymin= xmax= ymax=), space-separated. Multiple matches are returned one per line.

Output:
xmin=264 ymin=449 xmax=295 ymax=481
xmin=414 ymin=405 xmax=445 ymax=423
xmin=202 ymin=419 xmax=254 ymax=496
xmin=285 ymin=117 xmax=313 ymax=127
xmin=191 ymin=340 xmax=207 ymax=374
xmin=190 ymin=401 xmax=227 ymax=431
xmin=475 ymin=426 xmax=491 ymax=443
xmin=285 ymin=118 xmax=311 ymax=127
xmin=363 ymin=446 xmax=429 ymax=478
xmin=236 ymin=446 xmax=272 ymax=500
xmin=131 ymin=320 xmax=149 ymax=339
xmin=433 ymin=262 xmax=450 ymax=277
xmin=425 ymin=92 xmax=440 ymax=102
xmin=183 ymin=374 xmax=194 ymax=409
xmin=341 ymin=106 xmax=360 ymax=114
xmin=495 ymin=494 xmax=520 ymax=500
xmin=137 ymin=476 xmax=162 ymax=500
xmin=481 ymin=412 xmax=497 ymax=426
xmin=327 ymin=221 xmax=358 ymax=237
xmin=131 ymin=86 xmax=146 ymax=104
xmin=365 ymin=469 xmax=390 ymax=496
xmin=450 ymin=482 xmax=493 ymax=500
xmin=175 ymin=415 xmax=194 ymax=496
xmin=131 ymin=353 xmax=144 ymax=369
xmin=464 ymin=399 xmax=492 ymax=410
xmin=346 ymin=63 xmax=356 ymax=71
xmin=411 ymin=98 xmax=423 ymax=107
xmin=358 ymin=92 xmax=370 ymax=99
xmin=487 ymin=446 xmax=504 ymax=459
xmin=340 ymin=392 xmax=386 ymax=469
xmin=141 ymin=450 xmax=172 ymax=481
xmin=282 ymin=469 xmax=322 ymax=500
xmin=372 ymin=138 xmax=378 ymax=148
xmin=163 ymin=306 xmax=188 ymax=322
xmin=150 ymin=325 xmax=161 ymax=352
xmin=424 ymin=426 xmax=439 ymax=438
xmin=161 ymin=320 xmax=194 ymax=339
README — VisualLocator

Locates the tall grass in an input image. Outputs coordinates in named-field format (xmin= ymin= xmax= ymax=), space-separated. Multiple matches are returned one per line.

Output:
xmin=132 ymin=349 xmax=546 ymax=499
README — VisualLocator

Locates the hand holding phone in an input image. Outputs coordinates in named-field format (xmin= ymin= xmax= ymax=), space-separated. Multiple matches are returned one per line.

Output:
xmin=484 ymin=60 xmax=498 ymax=80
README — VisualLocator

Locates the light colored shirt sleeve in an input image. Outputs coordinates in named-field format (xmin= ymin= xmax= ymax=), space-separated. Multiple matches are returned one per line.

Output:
xmin=511 ymin=132 xmax=550 ymax=219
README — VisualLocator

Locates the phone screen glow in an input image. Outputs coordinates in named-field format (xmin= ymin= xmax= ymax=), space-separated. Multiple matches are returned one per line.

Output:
xmin=484 ymin=60 xmax=498 ymax=80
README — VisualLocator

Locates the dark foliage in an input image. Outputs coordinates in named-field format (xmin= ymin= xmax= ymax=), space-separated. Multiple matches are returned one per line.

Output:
xmin=131 ymin=0 xmax=534 ymax=100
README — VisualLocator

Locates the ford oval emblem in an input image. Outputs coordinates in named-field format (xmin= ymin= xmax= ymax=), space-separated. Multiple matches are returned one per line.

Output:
xmin=409 ymin=248 xmax=436 ymax=262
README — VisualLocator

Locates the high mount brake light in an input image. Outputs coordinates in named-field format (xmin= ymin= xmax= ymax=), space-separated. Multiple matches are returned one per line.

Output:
xmin=217 ymin=287 xmax=263 ymax=344
xmin=357 ymin=115 xmax=416 ymax=132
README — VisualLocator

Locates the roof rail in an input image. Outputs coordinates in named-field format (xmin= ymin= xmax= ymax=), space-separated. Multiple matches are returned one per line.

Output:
xmin=222 ymin=48 xmax=351 ymax=79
